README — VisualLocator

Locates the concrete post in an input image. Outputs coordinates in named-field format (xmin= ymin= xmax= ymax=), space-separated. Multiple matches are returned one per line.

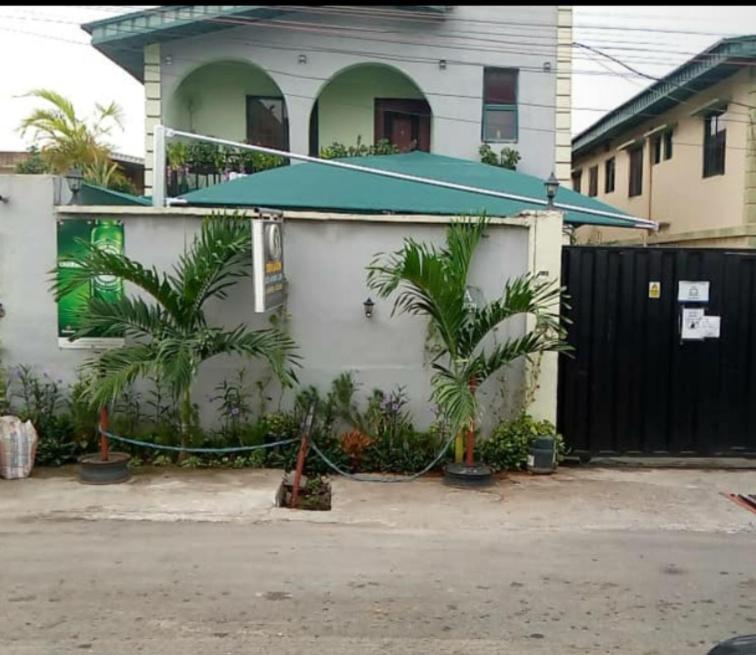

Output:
xmin=524 ymin=210 xmax=564 ymax=425
xmin=144 ymin=43 xmax=162 ymax=195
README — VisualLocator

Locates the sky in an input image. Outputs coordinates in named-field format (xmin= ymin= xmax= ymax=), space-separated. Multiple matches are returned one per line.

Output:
xmin=0 ymin=5 xmax=754 ymax=158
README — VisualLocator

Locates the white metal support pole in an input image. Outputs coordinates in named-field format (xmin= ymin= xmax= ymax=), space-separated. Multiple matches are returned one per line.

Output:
xmin=152 ymin=124 xmax=166 ymax=208
xmin=163 ymin=128 xmax=659 ymax=230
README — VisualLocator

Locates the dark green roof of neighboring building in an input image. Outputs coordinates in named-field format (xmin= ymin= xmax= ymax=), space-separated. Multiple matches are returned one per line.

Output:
xmin=180 ymin=152 xmax=639 ymax=228
xmin=82 ymin=6 xmax=447 ymax=81
xmin=79 ymin=182 xmax=151 ymax=206
xmin=573 ymin=35 xmax=756 ymax=158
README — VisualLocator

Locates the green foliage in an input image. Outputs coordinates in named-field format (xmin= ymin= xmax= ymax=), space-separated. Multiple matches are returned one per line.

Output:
xmin=366 ymin=215 xmax=569 ymax=443
xmin=167 ymin=140 xmax=286 ymax=175
xmin=326 ymin=372 xmax=448 ymax=474
xmin=478 ymin=414 xmax=565 ymax=472
xmin=48 ymin=211 xmax=301 ymax=452
xmin=479 ymin=144 xmax=521 ymax=171
xmin=15 ymin=146 xmax=50 ymax=174
xmin=211 ymin=368 xmax=253 ymax=443
xmin=8 ymin=365 xmax=81 ymax=466
xmin=18 ymin=89 xmax=123 ymax=174
xmin=320 ymin=136 xmax=400 ymax=159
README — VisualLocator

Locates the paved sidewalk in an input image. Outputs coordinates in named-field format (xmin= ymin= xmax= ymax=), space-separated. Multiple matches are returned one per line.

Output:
xmin=1 ymin=465 xmax=754 ymax=535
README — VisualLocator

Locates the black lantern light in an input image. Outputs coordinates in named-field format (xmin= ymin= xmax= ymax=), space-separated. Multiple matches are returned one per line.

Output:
xmin=544 ymin=171 xmax=559 ymax=209
xmin=66 ymin=167 xmax=84 ymax=204
xmin=363 ymin=297 xmax=375 ymax=318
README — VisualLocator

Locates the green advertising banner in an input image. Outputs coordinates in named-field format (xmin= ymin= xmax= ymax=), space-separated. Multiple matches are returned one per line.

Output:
xmin=57 ymin=218 xmax=125 ymax=349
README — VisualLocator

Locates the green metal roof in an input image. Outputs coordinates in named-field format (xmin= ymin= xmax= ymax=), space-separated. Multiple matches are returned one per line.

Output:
xmin=79 ymin=182 xmax=152 ymax=207
xmin=179 ymin=152 xmax=639 ymax=228
xmin=573 ymin=35 xmax=756 ymax=158
xmin=82 ymin=6 xmax=447 ymax=82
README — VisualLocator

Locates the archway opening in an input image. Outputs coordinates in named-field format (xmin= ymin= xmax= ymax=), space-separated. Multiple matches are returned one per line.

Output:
xmin=309 ymin=64 xmax=432 ymax=157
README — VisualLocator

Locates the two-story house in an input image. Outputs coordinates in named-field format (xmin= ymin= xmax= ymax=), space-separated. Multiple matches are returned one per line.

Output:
xmin=571 ymin=35 xmax=756 ymax=248
xmin=82 ymin=5 xmax=573 ymax=194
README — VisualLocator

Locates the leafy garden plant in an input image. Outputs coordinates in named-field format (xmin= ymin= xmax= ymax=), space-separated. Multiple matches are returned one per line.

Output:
xmin=50 ymin=212 xmax=301 ymax=454
xmin=366 ymin=215 xmax=568 ymax=465
xmin=478 ymin=414 xmax=565 ymax=472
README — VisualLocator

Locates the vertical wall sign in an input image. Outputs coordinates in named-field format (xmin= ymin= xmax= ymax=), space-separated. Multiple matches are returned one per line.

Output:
xmin=252 ymin=213 xmax=286 ymax=313
xmin=57 ymin=218 xmax=125 ymax=349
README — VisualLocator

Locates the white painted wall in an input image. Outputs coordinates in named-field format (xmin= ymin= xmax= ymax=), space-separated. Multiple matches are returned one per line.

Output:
xmin=155 ymin=6 xmax=559 ymax=179
xmin=0 ymin=176 xmax=566 ymax=434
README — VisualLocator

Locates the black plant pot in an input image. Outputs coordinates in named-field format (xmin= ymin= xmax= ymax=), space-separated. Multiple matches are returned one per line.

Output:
xmin=77 ymin=452 xmax=131 ymax=485
xmin=443 ymin=462 xmax=494 ymax=487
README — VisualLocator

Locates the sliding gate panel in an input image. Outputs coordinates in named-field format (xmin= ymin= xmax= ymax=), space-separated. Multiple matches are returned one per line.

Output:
xmin=557 ymin=246 xmax=756 ymax=457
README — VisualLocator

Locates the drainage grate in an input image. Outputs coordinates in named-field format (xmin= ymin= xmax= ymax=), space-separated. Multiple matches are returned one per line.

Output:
xmin=725 ymin=493 xmax=756 ymax=514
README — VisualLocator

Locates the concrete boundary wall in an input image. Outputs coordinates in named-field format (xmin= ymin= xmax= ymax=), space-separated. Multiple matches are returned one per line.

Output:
xmin=0 ymin=175 xmax=562 ymax=433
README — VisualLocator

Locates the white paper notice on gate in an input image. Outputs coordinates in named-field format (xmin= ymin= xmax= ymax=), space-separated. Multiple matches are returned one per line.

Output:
xmin=678 ymin=280 xmax=710 ymax=302
xmin=681 ymin=307 xmax=706 ymax=340
xmin=700 ymin=315 xmax=721 ymax=339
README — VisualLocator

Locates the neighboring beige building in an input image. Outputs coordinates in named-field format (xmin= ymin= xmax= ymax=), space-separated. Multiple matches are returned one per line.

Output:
xmin=571 ymin=36 xmax=756 ymax=247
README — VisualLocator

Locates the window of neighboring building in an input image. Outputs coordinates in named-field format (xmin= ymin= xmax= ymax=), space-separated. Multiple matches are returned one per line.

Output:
xmin=588 ymin=165 xmax=598 ymax=197
xmin=652 ymin=134 xmax=662 ymax=165
xmin=246 ymin=96 xmax=288 ymax=149
xmin=604 ymin=157 xmax=615 ymax=193
xmin=703 ymin=109 xmax=726 ymax=178
xmin=481 ymin=68 xmax=518 ymax=142
xmin=572 ymin=169 xmax=582 ymax=194
xmin=628 ymin=145 xmax=643 ymax=197
xmin=663 ymin=129 xmax=673 ymax=160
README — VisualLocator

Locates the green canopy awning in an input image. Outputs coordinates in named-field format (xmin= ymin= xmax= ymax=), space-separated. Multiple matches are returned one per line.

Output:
xmin=180 ymin=152 xmax=640 ymax=228
xmin=79 ymin=182 xmax=151 ymax=207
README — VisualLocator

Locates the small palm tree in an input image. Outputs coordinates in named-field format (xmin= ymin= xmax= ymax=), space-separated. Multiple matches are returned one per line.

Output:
xmin=51 ymin=212 xmax=300 ymax=451
xmin=18 ymin=89 xmax=123 ymax=177
xmin=366 ymin=215 xmax=568 ymax=465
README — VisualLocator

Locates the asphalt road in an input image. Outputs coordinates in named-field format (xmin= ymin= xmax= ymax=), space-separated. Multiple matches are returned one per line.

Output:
xmin=2 ymin=518 xmax=754 ymax=654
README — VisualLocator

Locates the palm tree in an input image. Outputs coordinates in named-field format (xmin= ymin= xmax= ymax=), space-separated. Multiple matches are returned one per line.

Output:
xmin=51 ymin=212 xmax=300 ymax=451
xmin=366 ymin=215 xmax=568 ymax=466
xmin=18 ymin=89 xmax=124 ymax=178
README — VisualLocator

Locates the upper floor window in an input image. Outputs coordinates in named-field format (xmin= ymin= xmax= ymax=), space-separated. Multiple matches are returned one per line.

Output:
xmin=246 ymin=96 xmax=288 ymax=149
xmin=604 ymin=157 xmax=615 ymax=193
xmin=482 ymin=68 xmax=517 ymax=142
xmin=628 ymin=145 xmax=643 ymax=197
xmin=652 ymin=133 xmax=662 ymax=165
xmin=588 ymin=165 xmax=598 ymax=197
xmin=663 ymin=129 xmax=673 ymax=160
xmin=703 ymin=109 xmax=726 ymax=178
xmin=572 ymin=169 xmax=582 ymax=194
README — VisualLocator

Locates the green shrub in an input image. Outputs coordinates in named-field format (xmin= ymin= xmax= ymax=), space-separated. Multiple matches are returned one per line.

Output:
xmin=15 ymin=146 xmax=49 ymax=174
xmin=479 ymin=414 xmax=565 ymax=472
xmin=478 ymin=144 xmax=521 ymax=171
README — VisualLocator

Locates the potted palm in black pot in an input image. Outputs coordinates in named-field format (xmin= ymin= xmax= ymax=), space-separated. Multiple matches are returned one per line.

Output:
xmin=366 ymin=215 xmax=569 ymax=486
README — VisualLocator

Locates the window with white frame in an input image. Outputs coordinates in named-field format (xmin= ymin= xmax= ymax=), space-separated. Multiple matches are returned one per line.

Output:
xmin=482 ymin=68 xmax=518 ymax=142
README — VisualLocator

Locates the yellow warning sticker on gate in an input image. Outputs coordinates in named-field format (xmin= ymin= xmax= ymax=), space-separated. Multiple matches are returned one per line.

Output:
xmin=648 ymin=281 xmax=661 ymax=299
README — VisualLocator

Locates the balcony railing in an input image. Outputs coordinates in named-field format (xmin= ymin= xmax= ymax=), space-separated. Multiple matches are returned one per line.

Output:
xmin=165 ymin=140 xmax=287 ymax=196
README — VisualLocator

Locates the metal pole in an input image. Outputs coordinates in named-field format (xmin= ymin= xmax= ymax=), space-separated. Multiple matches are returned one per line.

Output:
xmin=152 ymin=125 xmax=166 ymax=209
xmin=163 ymin=127 xmax=658 ymax=230
xmin=290 ymin=401 xmax=317 ymax=509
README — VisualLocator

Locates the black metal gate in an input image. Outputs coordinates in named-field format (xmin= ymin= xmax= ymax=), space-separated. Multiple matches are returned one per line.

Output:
xmin=557 ymin=246 xmax=756 ymax=457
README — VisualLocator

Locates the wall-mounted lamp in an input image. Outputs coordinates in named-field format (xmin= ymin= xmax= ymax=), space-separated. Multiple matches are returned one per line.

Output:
xmin=298 ymin=53 xmax=307 ymax=64
xmin=438 ymin=59 xmax=447 ymax=70
xmin=0 ymin=194 xmax=8 ymax=203
xmin=544 ymin=171 xmax=559 ymax=209
xmin=543 ymin=61 xmax=552 ymax=72
xmin=363 ymin=297 xmax=375 ymax=318
xmin=0 ymin=302 xmax=5 ymax=319
xmin=164 ymin=55 xmax=173 ymax=65
xmin=65 ymin=167 xmax=84 ymax=205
